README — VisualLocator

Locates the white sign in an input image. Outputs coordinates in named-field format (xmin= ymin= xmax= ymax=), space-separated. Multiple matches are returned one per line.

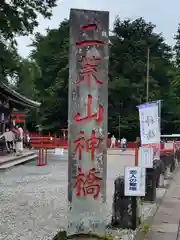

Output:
xmin=54 ymin=148 xmax=64 ymax=155
xmin=139 ymin=147 xmax=154 ymax=168
xmin=124 ymin=166 xmax=146 ymax=196
xmin=138 ymin=102 xmax=160 ymax=145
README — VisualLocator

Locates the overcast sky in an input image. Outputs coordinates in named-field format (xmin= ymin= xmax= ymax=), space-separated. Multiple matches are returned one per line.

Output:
xmin=17 ymin=0 xmax=180 ymax=57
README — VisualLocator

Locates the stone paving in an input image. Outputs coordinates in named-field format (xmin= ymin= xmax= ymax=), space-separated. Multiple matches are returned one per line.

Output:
xmin=0 ymin=150 xmax=136 ymax=240
xmin=148 ymin=166 xmax=180 ymax=240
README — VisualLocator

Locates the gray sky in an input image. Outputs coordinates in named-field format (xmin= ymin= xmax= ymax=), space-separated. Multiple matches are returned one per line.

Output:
xmin=17 ymin=0 xmax=180 ymax=57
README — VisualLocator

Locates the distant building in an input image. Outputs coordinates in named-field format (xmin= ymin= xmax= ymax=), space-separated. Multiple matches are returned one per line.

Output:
xmin=0 ymin=83 xmax=41 ymax=133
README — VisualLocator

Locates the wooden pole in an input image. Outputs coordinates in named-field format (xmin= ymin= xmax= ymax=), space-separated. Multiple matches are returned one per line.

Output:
xmin=146 ymin=47 xmax=150 ymax=103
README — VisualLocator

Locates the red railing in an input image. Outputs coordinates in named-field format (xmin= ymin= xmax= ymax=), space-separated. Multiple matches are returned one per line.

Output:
xmin=29 ymin=132 xmax=172 ymax=151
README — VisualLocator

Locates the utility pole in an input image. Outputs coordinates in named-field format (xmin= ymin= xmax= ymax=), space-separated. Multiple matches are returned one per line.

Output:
xmin=146 ymin=47 xmax=150 ymax=103
xmin=118 ymin=115 xmax=120 ymax=140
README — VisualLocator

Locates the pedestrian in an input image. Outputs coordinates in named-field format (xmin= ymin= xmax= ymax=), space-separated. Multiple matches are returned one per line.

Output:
xmin=0 ymin=127 xmax=15 ymax=153
xmin=110 ymin=135 xmax=116 ymax=148
xmin=26 ymin=132 xmax=31 ymax=149
xmin=121 ymin=137 xmax=127 ymax=151
xmin=12 ymin=126 xmax=22 ymax=155
xmin=17 ymin=125 xmax=24 ymax=152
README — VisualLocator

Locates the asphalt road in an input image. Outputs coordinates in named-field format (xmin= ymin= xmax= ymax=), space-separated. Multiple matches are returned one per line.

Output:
xmin=0 ymin=149 xmax=135 ymax=240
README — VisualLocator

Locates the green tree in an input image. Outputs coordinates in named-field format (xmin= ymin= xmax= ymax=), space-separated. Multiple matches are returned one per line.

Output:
xmin=109 ymin=17 xmax=173 ymax=138
xmin=30 ymin=20 xmax=69 ymax=132
xmin=0 ymin=0 xmax=57 ymax=41
xmin=28 ymin=17 xmax=174 ymax=138
xmin=0 ymin=0 xmax=57 ymax=84
xmin=15 ymin=59 xmax=41 ymax=99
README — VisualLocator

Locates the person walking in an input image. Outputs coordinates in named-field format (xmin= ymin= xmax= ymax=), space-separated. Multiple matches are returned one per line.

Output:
xmin=0 ymin=128 xmax=15 ymax=153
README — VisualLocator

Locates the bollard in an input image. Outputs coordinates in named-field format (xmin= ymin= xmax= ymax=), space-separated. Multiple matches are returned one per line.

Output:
xmin=158 ymin=157 xmax=165 ymax=187
xmin=174 ymin=149 xmax=179 ymax=167
xmin=144 ymin=166 xmax=156 ymax=202
xmin=153 ymin=159 xmax=161 ymax=188
xmin=37 ymin=148 xmax=47 ymax=166
xmin=176 ymin=149 xmax=180 ymax=163
xmin=163 ymin=154 xmax=171 ymax=179
xmin=111 ymin=176 xmax=141 ymax=230
xmin=170 ymin=153 xmax=175 ymax=172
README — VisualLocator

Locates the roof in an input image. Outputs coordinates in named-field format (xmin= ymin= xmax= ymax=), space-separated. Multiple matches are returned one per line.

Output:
xmin=0 ymin=82 xmax=41 ymax=108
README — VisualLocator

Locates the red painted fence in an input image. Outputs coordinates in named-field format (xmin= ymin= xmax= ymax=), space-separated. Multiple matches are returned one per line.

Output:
xmin=29 ymin=133 xmax=165 ymax=150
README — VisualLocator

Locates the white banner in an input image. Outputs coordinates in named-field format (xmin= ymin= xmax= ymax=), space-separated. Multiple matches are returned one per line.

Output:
xmin=124 ymin=166 xmax=146 ymax=196
xmin=138 ymin=102 xmax=160 ymax=145
xmin=139 ymin=147 xmax=154 ymax=168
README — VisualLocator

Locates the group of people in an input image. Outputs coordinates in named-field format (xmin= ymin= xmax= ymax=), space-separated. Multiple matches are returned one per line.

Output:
xmin=0 ymin=125 xmax=24 ymax=155
xmin=110 ymin=135 xmax=127 ymax=151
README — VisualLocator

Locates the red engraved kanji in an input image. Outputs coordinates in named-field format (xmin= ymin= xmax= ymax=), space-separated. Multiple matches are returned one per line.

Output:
xmin=76 ymin=23 xmax=105 ymax=47
xmin=74 ymin=130 xmax=102 ymax=161
xmin=86 ymin=130 xmax=101 ymax=161
xmin=73 ymin=95 xmax=104 ymax=124
xmin=74 ymin=167 xmax=102 ymax=199
xmin=77 ymin=56 xmax=103 ymax=88
xmin=74 ymin=131 xmax=85 ymax=160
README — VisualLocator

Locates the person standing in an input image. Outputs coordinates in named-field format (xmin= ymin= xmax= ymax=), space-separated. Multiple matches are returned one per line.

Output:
xmin=121 ymin=137 xmax=127 ymax=151
xmin=0 ymin=128 xmax=15 ymax=153
xmin=12 ymin=126 xmax=22 ymax=155
xmin=110 ymin=135 xmax=116 ymax=148
xmin=17 ymin=125 xmax=24 ymax=152
xmin=26 ymin=131 xmax=31 ymax=149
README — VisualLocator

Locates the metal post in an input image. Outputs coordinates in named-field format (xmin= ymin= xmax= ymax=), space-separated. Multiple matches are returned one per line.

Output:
xmin=118 ymin=115 xmax=121 ymax=141
xmin=146 ymin=47 xmax=150 ymax=103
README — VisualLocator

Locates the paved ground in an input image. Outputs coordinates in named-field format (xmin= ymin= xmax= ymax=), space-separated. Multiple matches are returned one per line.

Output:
xmin=0 ymin=149 xmax=135 ymax=240
xmin=148 ymin=166 xmax=180 ymax=240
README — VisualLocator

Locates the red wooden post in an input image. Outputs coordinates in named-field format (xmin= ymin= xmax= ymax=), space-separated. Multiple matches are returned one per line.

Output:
xmin=135 ymin=147 xmax=139 ymax=166
xmin=135 ymin=137 xmax=140 ymax=166
xmin=38 ymin=149 xmax=41 ymax=166
xmin=45 ymin=149 xmax=48 ymax=165
xmin=61 ymin=128 xmax=68 ymax=147
xmin=42 ymin=148 xmax=44 ymax=165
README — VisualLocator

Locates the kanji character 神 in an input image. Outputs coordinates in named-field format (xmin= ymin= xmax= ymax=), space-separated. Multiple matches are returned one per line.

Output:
xmin=76 ymin=23 xmax=105 ymax=47
xmin=74 ymin=167 xmax=102 ymax=199
xmin=74 ymin=130 xmax=102 ymax=161
xmin=73 ymin=95 xmax=104 ymax=124
xmin=77 ymin=56 xmax=103 ymax=89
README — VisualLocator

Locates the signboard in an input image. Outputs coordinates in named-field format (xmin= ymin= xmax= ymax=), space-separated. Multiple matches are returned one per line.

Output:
xmin=54 ymin=148 xmax=64 ymax=155
xmin=124 ymin=166 xmax=146 ymax=196
xmin=68 ymin=9 xmax=109 ymax=235
xmin=139 ymin=146 xmax=154 ymax=168
xmin=138 ymin=102 xmax=160 ymax=145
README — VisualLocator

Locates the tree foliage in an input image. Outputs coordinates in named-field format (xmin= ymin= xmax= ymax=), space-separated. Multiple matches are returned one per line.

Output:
xmin=2 ymin=11 xmax=180 ymax=139
xmin=21 ymin=17 xmax=176 ymax=139
xmin=0 ymin=0 xmax=57 ymax=83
